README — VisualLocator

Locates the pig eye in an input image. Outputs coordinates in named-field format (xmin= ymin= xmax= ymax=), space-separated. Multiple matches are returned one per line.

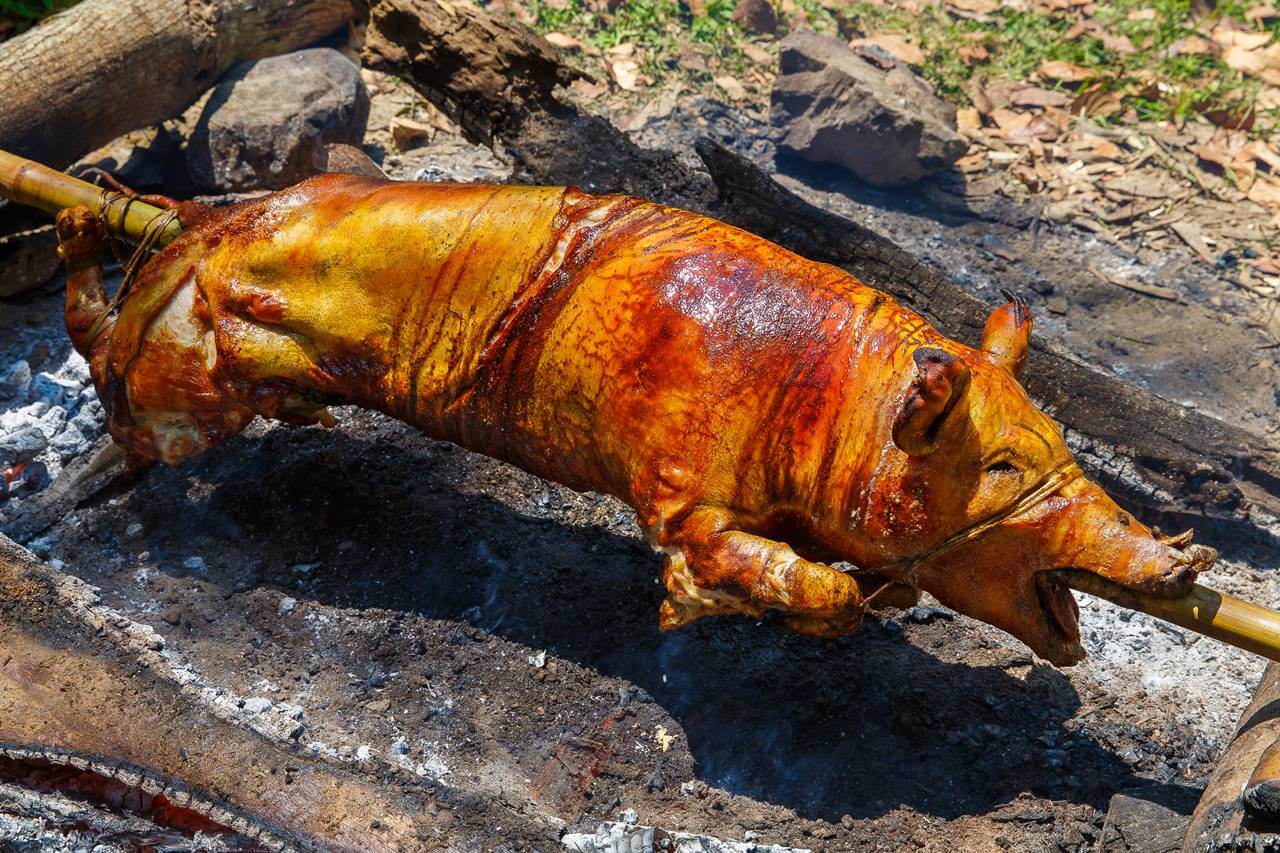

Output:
xmin=984 ymin=460 xmax=1019 ymax=475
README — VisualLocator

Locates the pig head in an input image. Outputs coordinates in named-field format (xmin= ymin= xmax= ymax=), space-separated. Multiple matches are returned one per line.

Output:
xmin=861 ymin=294 xmax=1215 ymax=665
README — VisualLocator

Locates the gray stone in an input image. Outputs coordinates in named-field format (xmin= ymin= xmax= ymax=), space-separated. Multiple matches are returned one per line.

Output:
xmin=1100 ymin=786 xmax=1199 ymax=852
xmin=730 ymin=0 xmax=777 ymax=35
xmin=187 ymin=48 xmax=370 ymax=192
xmin=769 ymin=31 xmax=968 ymax=187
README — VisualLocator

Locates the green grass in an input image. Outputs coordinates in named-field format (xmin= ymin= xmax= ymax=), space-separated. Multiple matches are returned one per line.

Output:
xmin=528 ymin=0 xmax=1274 ymax=132
xmin=0 ymin=0 xmax=72 ymax=34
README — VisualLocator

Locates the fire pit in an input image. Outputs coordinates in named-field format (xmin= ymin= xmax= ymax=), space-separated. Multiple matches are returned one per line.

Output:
xmin=3 ymin=2 xmax=1280 ymax=849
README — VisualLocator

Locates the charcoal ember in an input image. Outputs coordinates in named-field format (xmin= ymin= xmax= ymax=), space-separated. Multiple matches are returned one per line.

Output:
xmin=769 ymin=30 xmax=967 ymax=186
xmin=1 ymin=425 xmax=48 ymax=464
xmin=0 ymin=360 xmax=31 ymax=399
xmin=186 ymin=48 xmax=371 ymax=192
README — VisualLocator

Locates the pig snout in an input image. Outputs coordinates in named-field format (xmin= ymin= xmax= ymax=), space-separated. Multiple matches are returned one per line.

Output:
xmin=1050 ymin=478 xmax=1214 ymax=596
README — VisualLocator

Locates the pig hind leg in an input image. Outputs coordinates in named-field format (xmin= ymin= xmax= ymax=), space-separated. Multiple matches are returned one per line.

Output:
xmin=658 ymin=507 xmax=867 ymax=638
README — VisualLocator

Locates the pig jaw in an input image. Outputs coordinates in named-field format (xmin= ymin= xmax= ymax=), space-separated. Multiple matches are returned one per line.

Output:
xmin=911 ymin=478 xmax=1215 ymax=667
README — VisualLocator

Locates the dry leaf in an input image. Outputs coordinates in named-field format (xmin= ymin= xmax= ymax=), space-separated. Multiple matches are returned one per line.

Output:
xmin=958 ymin=43 xmax=989 ymax=65
xmin=942 ymin=0 xmax=999 ymax=15
xmin=1202 ymin=103 xmax=1256 ymax=130
xmin=1259 ymin=86 xmax=1280 ymax=109
xmin=1170 ymin=221 xmax=1217 ymax=262
xmin=1248 ymin=176 xmax=1280 ymax=205
xmin=1038 ymin=61 xmax=1094 ymax=83
xmin=1070 ymin=86 xmax=1123 ymax=118
xmin=1073 ymin=133 xmax=1123 ymax=162
xmin=568 ymin=78 xmax=609 ymax=99
xmin=1240 ymin=139 xmax=1280 ymax=171
xmin=742 ymin=42 xmax=772 ymax=64
xmin=956 ymin=107 xmax=983 ymax=130
xmin=1211 ymin=26 xmax=1272 ymax=50
xmin=544 ymin=32 xmax=586 ymax=51
xmin=610 ymin=59 xmax=642 ymax=91
xmin=1126 ymin=7 xmax=1155 ymax=19
xmin=714 ymin=75 xmax=748 ymax=100
xmin=968 ymin=78 xmax=995 ymax=114
xmin=849 ymin=34 xmax=925 ymax=65
xmin=607 ymin=41 xmax=637 ymax=57
xmin=1008 ymin=85 xmax=1071 ymax=108
xmin=1099 ymin=32 xmax=1137 ymax=55
xmin=1195 ymin=136 xmax=1235 ymax=169
xmin=989 ymin=108 xmax=1028 ymax=130
xmin=390 ymin=116 xmax=433 ymax=150
xmin=1174 ymin=34 xmax=1216 ymax=55
xmin=1223 ymin=44 xmax=1272 ymax=73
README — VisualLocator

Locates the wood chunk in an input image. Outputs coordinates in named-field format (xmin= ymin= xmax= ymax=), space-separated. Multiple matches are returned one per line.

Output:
xmin=0 ymin=0 xmax=355 ymax=170
xmin=1183 ymin=663 xmax=1280 ymax=850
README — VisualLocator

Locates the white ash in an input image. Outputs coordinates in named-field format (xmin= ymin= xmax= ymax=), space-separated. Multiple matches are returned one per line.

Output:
xmin=0 ymin=345 xmax=104 ymax=502
xmin=561 ymin=820 xmax=810 ymax=853
xmin=0 ymin=780 xmax=233 ymax=852
xmin=1073 ymin=553 xmax=1277 ymax=738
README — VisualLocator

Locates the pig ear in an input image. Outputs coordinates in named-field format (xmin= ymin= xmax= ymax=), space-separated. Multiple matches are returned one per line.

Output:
xmin=893 ymin=347 xmax=972 ymax=456
xmin=981 ymin=289 xmax=1032 ymax=376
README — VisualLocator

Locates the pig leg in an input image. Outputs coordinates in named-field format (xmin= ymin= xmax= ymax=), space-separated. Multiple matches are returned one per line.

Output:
xmin=658 ymin=507 xmax=867 ymax=638
xmin=54 ymin=206 xmax=110 ymax=358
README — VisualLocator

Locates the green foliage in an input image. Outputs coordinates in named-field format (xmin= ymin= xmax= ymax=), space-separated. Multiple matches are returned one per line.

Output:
xmin=527 ymin=0 xmax=1271 ymax=132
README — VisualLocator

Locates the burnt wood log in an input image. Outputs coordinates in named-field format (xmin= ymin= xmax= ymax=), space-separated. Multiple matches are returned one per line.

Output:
xmin=0 ymin=0 xmax=355 ymax=170
xmin=1182 ymin=662 xmax=1280 ymax=850
xmin=363 ymin=0 xmax=1280 ymax=533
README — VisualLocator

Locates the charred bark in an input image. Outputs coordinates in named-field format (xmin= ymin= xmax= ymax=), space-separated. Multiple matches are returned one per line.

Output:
xmin=0 ymin=0 xmax=355 ymax=170
xmin=1182 ymin=662 xmax=1280 ymax=850
xmin=363 ymin=0 xmax=1280 ymax=533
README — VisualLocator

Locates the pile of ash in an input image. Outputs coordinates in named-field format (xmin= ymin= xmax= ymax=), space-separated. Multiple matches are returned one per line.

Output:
xmin=0 ymin=288 xmax=105 ymax=507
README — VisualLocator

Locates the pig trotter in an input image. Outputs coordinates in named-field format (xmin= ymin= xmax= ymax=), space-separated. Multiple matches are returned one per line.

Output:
xmin=657 ymin=508 xmax=867 ymax=638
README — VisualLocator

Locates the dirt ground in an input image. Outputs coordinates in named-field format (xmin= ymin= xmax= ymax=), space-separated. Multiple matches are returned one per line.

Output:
xmin=2 ymin=81 xmax=1279 ymax=852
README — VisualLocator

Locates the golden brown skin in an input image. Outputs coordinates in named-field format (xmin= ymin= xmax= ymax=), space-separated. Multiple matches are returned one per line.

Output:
xmin=54 ymin=175 xmax=1216 ymax=666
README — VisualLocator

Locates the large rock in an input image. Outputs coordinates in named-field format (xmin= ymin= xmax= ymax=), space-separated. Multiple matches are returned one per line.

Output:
xmin=770 ymin=31 xmax=967 ymax=187
xmin=187 ymin=48 xmax=369 ymax=192
xmin=1100 ymin=786 xmax=1199 ymax=852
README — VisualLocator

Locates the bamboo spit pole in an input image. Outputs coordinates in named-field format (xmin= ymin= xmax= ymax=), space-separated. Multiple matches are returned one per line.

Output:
xmin=1061 ymin=570 xmax=1280 ymax=663
xmin=0 ymin=148 xmax=180 ymax=247
xmin=3 ymin=146 xmax=1280 ymax=663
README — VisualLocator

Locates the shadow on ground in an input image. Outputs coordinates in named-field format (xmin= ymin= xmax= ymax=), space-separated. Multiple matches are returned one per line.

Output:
xmin=49 ymin=412 xmax=1156 ymax=824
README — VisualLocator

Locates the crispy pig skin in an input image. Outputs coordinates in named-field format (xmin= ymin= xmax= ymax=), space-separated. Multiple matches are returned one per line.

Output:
xmin=57 ymin=175 xmax=1215 ymax=665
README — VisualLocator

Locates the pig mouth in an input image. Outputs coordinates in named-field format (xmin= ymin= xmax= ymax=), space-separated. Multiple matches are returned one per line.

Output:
xmin=1033 ymin=571 xmax=1083 ymax=660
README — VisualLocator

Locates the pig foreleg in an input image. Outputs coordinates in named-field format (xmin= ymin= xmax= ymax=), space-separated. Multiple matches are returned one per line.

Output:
xmin=54 ymin=206 xmax=109 ymax=358
xmin=658 ymin=507 xmax=869 ymax=638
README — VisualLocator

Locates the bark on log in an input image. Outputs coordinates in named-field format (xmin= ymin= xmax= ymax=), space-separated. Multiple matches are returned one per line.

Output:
xmin=0 ymin=535 xmax=447 ymax=849
xmin=1182 ymin=663 xmax=1280 ymax=850
xmin=0 ymin=0 xmax=355 ymax=170
xmin=363 ymin=0 xmax=1280 ymax=533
